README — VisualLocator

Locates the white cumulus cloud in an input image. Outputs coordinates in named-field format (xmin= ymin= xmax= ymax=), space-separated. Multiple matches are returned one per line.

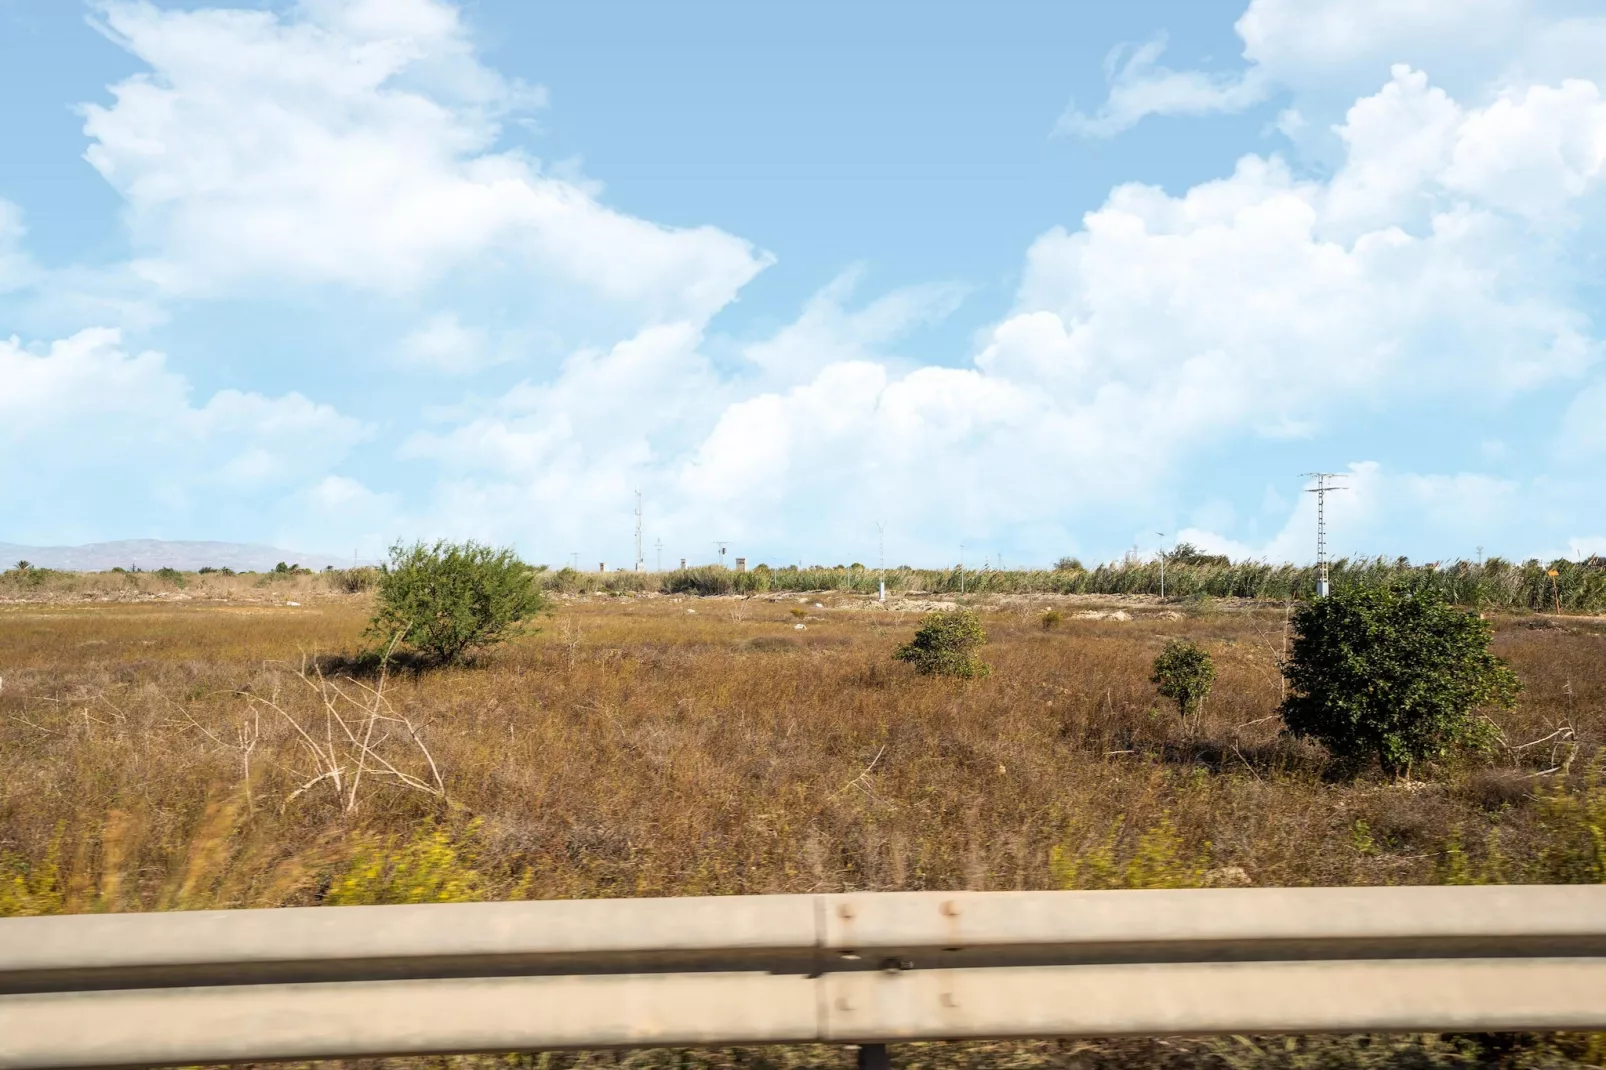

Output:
xmin=81 ymin=0 xmax=769 ymax=326
xmin=0 ymin=328 xmax=369 ymax=537
xmin=1064 ymin=0 xmax=1606 ymax=138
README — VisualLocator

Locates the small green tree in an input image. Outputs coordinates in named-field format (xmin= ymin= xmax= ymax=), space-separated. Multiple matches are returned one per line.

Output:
xmin=1151 ymin=639 xmax=1215 ymax=727
xmin=1280 ymin=583 xmax=1521 ymax=777
xmin=367 ymin=540 xmax=549 ymax=666
xmin=894 ymin=609 xmax=990 ymax=678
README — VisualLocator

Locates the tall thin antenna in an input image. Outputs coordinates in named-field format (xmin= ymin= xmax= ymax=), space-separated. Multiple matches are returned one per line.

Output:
xmin=875 ymin=521 xmax=886 ymax=603
xmin=1303 ymin=473 xmax=1347 ymax=597
xmin=634 ymin=491 xmax=644 ymax=573
xmin=570 ymin=551 xmax=579 ymax=571
xmin=655 ymin=538 xmax=663 ymax=573
xmin=1157 ymin=531 xmax=1167 ymax=600
xmin=714 ymin=541 xmax=729 ymax=566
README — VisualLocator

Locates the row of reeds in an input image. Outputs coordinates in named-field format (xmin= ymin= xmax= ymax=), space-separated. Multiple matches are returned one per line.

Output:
xmin=6 ymin=555 xmax=1604 ymax=612
xmin=531 ymin=556 xmax=1606 ymax=612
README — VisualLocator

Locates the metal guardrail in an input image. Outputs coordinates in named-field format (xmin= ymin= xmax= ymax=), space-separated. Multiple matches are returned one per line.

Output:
xmin=3 ymin=886 xmax=1605 ymax=1068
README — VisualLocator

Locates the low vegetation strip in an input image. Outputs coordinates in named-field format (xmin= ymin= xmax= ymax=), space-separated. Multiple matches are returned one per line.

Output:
xmin=7 ymin=551 xmax=1606 ymax=614
xmin=549 ymin=555 xmax=1606 ymax=614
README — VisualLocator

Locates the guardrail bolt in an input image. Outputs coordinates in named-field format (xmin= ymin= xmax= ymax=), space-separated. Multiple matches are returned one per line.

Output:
xmin=940 ymin=900 xmax=960 ymax=917
xmin=838 ymin=903 xmax=856 ymax=920
xmin=857 ymin=1043 xmax=891 ymax=1070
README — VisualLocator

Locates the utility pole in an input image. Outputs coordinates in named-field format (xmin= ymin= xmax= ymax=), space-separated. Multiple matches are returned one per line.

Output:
xmin=634 ymin=490 xmax=644 ymax=572
xmin=714 ymin=541 xmax=729 ymax=567
xmin=655 ymin=538 xmax=663 ymax=573
xmin=875 ymin=521 xmax=886 ymax=603
xmin=1304 ymin=473 xmax=1347 ymax=597
xmin=570 ymin=552 xmax=579 ymax=571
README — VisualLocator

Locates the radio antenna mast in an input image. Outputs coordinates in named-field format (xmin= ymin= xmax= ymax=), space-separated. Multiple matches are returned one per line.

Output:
xmin=874 ymin=521 xmax=886 ymax=603
xmin=1303 ymin=473 xmax=1347 ymax=597
xmin=634 ymin=491 xmax=644 ymax=572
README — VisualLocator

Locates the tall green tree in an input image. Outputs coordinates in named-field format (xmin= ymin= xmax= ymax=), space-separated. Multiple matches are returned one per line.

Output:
xmin=368 ymin=540 xmax=549 ymax=666
xmin=1280 ymin=583 xmax=1521 ymax=776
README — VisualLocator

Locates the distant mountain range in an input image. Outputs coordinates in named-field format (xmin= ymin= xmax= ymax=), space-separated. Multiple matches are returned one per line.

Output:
xmin=0 ymin=540 xmax=357 ymax=573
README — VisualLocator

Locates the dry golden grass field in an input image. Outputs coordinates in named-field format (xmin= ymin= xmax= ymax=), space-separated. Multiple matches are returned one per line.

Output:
xmin=3 ymin=579 xmax=1605 ymax=1069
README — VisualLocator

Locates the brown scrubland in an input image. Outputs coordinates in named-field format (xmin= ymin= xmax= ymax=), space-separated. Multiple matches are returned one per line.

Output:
xmin=2 ymin=579 xmax=1604 ymax=1069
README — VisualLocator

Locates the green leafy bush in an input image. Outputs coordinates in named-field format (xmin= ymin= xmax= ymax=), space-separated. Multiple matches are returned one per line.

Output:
xmin=367 ymin=540 xmax=549 ymax=666
xmin=153 ymin=566 xmax=185 ymax=586
xmin=894 ymin=609 xmax=990 ymax=678
xmin=1041 ymin=608 xmax=1063 ymax=630
xmin=1151 ymin=639 xmax=1215 ymax=724
xmin=1280 ymin=583 xmax=1521 ymax=777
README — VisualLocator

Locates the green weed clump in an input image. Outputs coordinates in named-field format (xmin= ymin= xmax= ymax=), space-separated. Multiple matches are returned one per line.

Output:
xmin=1532 ymin=768 xmax=1606 ymax=884
xmin=0 ymin=838 xmax=63 ymax=916
xmin=893 ymin=609 xmax=990 ymax=678
xmin=325 ymin=823 xmax=490 ymax=906
xmin=1050 ymin=814 xmax=1209 ymax=890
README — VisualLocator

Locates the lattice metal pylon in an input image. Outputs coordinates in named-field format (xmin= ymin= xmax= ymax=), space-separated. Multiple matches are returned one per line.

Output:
xmin=1303 ymin=473 xmax=1347 ymax=597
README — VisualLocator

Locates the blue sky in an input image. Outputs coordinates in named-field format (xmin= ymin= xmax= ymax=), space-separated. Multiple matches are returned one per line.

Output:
xmin=1 ymin=0 xmax=1603 ymax=569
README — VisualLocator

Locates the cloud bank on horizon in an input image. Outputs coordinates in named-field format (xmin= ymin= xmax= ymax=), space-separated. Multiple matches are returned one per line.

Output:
xmin=1 ymin=0 xmax=1602 ymax=567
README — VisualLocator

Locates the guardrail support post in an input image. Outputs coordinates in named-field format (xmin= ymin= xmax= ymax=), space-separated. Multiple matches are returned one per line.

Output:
xmin=857 ymin=1043 xmax=890 ymax=1070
